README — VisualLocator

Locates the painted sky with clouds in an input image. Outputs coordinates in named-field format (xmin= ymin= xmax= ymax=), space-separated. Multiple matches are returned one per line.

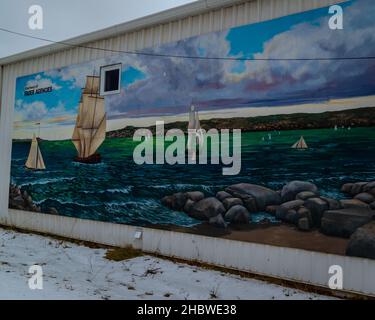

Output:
xmin=14 ymin=0 xmax=375 ymax=139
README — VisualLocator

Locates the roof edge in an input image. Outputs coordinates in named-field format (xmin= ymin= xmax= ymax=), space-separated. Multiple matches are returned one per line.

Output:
xmin=0 ymin=0 xmax=245 ymax=66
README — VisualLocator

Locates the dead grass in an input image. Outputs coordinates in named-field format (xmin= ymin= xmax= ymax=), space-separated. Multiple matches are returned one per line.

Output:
xmin=104 ymin=246 xmax=143 ymax=261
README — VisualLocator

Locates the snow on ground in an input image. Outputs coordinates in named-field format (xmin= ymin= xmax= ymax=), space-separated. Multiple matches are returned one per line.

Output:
xmin=0 ymin=227 xmax=335 ymax=300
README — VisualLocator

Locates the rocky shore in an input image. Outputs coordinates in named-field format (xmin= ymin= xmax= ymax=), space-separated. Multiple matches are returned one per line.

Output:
xmin=162 ymin=180 xmax=375 ymax=260
xmin=9 ymin=184 xmax=59 ymax=215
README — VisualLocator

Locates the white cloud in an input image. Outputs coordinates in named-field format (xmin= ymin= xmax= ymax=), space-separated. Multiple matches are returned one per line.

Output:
xmin=26 ymin=75 xmax=62 ymax=91
xmin=14 ymin=100 xmax=69 ymax=122
xmin=16 ymin=101 xmax=48 ymax=122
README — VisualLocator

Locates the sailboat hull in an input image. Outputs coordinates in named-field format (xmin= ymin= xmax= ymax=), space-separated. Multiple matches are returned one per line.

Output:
xmin=74 ymin=153 xmax=101 ymax=164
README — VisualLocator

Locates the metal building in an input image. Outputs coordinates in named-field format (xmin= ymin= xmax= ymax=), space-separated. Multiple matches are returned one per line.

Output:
xmin=1 ymin=0 xmax=373 ymax=297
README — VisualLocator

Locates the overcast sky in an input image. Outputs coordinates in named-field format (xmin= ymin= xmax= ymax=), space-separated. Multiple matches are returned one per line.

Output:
xmin=0 ymin=0 xmax=196 ymax=59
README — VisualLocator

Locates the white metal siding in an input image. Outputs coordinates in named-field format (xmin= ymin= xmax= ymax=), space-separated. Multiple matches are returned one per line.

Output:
xmin=2 ymin=0 xmax=371 ymax=297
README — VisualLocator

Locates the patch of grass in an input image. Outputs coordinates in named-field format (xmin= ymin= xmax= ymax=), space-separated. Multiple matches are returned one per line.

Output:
xmin=104 ymin=246 xmax=143 ymax=262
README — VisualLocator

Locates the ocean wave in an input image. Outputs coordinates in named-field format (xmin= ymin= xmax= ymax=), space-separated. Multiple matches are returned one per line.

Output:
xmin=149 ymin=184 xmax=218 ymax=193
xmin=18 ymin=177 xmax=75 ymax=187
xmin=105 ymin=199 xmax=160 ymax=210
xmin=81 ymin=186 xmax=133 ymax=195
xmin=34 ymin=198 xmax=93 ymax=207
xmin=72 ymin=162 xmax=108 ymax=168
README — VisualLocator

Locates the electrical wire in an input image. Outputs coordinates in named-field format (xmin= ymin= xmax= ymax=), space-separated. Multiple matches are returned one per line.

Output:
xmin=1 ymin=26 xmax=375 ymax=61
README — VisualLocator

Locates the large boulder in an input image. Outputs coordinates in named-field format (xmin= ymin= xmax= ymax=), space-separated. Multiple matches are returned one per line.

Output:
xmin=281 ymin=181 xmax=319 ymax=202
xmin=285 ymin=206 xmax=312 ymax=225
xmin=183 ymin=199 xmax=195 ymax=214
xmin=225 ymin=205 xmax=250 ymax=224
xmin=209 ymin=214 xmax=227 ymax=228
xmin=161 ymin=192 xmax=187 ymax=211
xmin=216 ymin=191 xmax=232 ymax=202
xmin=10 ymin=195 xmax=25 ymax=207
xmin=189 ymin=197 xmax=226 ymax=221
xmin=296 ymin=191 xmax=317 ymax=201
xmin=354 ymin=193 xmax=374 ymax=204
xmin=276 ymin=200 xmax=304 ymax=220
xmin=298 ymin=217 xmax=311 ymax=231
xmin=225 ymin=183 xmax=280 ymax=212
xmin=304 ymin=198 xmax=329 ymax=227
xmin=363 ymin=181 xmax=375 ymax=192
xmin=346 ymin=222 xmax=375 ymax=259
xmin=185 ymin=191 xmax=205 ymax=202
xmin=340 ymin=199 xmax=369 ymax=209
xmin=285 ymin=210 xmax=299 ymax=224
xmin=320 ymin=208 xmax=375 ymax=238
xmin=341 ymin=183 xmax=354 ymax=194
xmin=350 ymin=182 xmax=368 ymax=196
xmin=222 ymin=197 xmax=243 ymax=210
xmin=321 ymin=197 xmax=342 ymax=210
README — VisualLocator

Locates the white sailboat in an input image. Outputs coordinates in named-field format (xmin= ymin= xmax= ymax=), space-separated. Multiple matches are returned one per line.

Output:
xmin=187 ymin=105 xmax=204 ymax=160
xmin=291 ymin=136 xmax=308 ymax=149
xmin=25 ymin=133 xmax=46 ymax=170
xmin=72 ymin=75 xmax=106 ymax=164
xmin=334 ymin=125 xmax=338 ymax=131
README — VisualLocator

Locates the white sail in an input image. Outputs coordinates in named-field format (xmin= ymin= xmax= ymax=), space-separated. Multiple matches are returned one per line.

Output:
xmin=25 ymin=134 xmax=46 ymax=170
xmin=72 ymin=102 xmax=82 ymax=155
xmin=195 ymin=111 xmax=204 ymax=147
xmin=292 ymin=136 xmax=308 ymax=149
xmin=72 ymin=75 xmax=106 ymax=159
xmin=88 ymin=115 xmax=106 ymax=156
xmin=83 ymin=76 xmax=100 ymax=95
xmin=187 ymin=105 xmax=204 ymax=154
xmin=188 ymin=105 xmax=196 ymax=130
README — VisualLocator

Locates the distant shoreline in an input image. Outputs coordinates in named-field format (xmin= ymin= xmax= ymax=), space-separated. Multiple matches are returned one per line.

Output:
xmin=106 ymin=106 xmax=375 ymax=139
xmin=12 ymin=107 xmax=375 ymax=142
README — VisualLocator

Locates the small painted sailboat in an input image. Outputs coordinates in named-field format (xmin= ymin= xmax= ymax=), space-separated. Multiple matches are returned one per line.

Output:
xmin=187 ymin=104 xmax=204 ymax=161
xmin=25 ymin=133 xmax=46 ymax=170
xmin=291 ymin=136 xmax=308 ymax=150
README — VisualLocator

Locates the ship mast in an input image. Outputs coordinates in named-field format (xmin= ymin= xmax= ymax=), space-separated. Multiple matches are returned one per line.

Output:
xmin=72 ymin=73 xmax=106 ymax=161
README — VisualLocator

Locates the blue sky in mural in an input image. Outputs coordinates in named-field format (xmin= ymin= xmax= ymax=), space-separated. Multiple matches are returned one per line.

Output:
xmin=14 ymin=0 xmax=375 ymax=135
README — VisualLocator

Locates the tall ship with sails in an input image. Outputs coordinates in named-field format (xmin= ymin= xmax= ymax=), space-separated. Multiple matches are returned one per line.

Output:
xmin=72 ymin=75 xmax=106 ymax=164
xmin=25 ymin=133 xmax=46 ymax=170
xmin=187 ymin=104 xmax=204 ymax=161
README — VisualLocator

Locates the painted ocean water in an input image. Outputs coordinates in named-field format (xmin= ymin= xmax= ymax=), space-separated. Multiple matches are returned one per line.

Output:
xmin=10 ymin=127 xmax=375 ymax=227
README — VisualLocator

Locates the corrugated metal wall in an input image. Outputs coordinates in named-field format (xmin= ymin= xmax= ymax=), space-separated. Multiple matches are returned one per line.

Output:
xmin=0 ymin=0 xmax=344 ymax=218
xmin=3 ymin=0 xmax=371 ymax=297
